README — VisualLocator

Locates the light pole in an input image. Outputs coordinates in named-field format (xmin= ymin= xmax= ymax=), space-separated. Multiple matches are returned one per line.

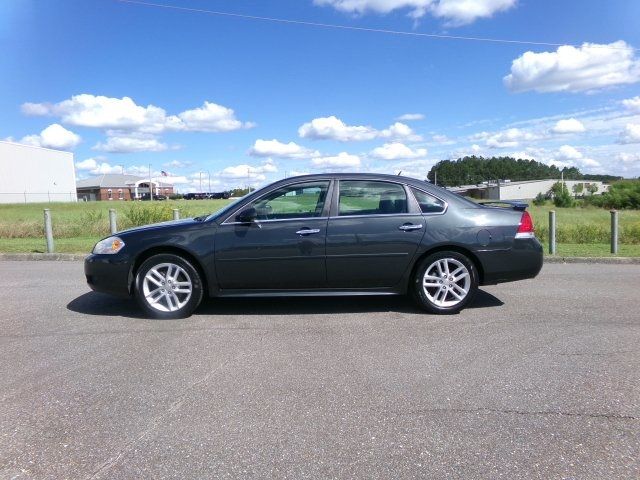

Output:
xmin=208 ymin=171 xmax=211 ymax=193
xmin=148 ymin=164 xmax=153 ymax=201
xmin=199 ymin=172 xmax=203 ymax=193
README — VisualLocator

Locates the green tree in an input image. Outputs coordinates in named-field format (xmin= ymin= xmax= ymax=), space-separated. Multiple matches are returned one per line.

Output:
xmin=550 ymin=182 xmax=574 ymax=208
xmin=586 ymin=183 xmax=599 ymax=196
xmin=572 ymin=183 xmax=584 ymax=198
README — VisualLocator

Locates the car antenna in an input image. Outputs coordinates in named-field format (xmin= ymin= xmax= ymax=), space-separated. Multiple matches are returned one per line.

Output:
xmin=397 ymin=171 xmax=402 ymax=175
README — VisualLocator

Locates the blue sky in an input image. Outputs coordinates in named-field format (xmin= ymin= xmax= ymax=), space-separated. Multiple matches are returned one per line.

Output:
xmin=2 ymin=0 xmax=640 ymax=191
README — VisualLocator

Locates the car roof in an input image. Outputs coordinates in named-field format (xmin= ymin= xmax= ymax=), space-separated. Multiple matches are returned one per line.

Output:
xmin=267 ymin=172 xmax=474 ymax=206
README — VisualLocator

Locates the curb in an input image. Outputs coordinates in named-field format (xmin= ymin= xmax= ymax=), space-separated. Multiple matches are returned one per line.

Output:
xmin=544 ymin=256 xmax=640 ymax=264
xmin=0 ymin=252 xmax=638 ymax=265
xmin=0 ymin=253 xmax=86 ymax=261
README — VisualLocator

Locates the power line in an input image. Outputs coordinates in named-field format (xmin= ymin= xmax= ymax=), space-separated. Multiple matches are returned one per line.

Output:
xmin=115 ymin=0 xmax=634 ymax=51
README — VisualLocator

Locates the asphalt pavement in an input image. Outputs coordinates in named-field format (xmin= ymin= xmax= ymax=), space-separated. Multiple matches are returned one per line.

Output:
xmin=0 ymin=261 xmax=638 ymax=479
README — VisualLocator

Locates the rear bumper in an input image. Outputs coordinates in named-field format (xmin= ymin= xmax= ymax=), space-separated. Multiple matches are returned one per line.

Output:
xmin=84 ymin=254 xmax=132 ymax=297
xmin=477 ymin=237 xmax=543 ymax=285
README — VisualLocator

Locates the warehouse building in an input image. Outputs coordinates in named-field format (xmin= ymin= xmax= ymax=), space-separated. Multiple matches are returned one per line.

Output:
xmin=76 ymin=174 xmax=174 ymax=201
xmin=450 ymin=179 xmax=608 ymax=201
xmin=0 ymin=141 xmax=77 ymax=203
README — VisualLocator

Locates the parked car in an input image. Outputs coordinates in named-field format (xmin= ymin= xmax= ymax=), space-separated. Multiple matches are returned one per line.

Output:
xmin=85 ymin=173 xmax=543 ymax=319
xmin=183 ymin=192 xmax=206 ymax=200
xmin=139 ymin=193 xmax=168 ymax=201
xmin=208 ymin=191 xmax=231 ymax=199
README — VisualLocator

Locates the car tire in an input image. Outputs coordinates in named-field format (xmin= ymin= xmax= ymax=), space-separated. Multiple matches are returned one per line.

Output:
xmin=411 ymin=251 xmax=478 ymax=314
xmin=134 ymin=253 xmax=204 ymax=319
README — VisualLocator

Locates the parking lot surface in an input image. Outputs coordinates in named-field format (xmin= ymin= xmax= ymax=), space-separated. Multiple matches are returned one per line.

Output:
xmin=1 ymin=261 xmax=639 ymax=479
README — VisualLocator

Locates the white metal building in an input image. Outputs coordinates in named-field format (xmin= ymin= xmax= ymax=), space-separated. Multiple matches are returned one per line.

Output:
xmin=450 ymin=179 xmax=609 ymax=201
xmin=0 ymin=141 xmax=77 ymax=203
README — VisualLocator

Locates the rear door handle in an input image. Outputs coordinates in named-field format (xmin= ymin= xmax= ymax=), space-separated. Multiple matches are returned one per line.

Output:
xmin=296 ymin=228 xmax=321 ymax=236
xmin=398 ymin=224 xmax=423 ymax=231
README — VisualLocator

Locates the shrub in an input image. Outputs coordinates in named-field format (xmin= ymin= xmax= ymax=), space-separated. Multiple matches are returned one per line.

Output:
xmin=532 ymin=192 xmax=547 ymax=206
xmin=550 ymin=182 xmax=574 ymax=208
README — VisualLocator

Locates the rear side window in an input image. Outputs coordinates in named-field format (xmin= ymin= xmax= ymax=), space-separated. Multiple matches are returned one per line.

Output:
xmin=411 ymin=188 xmax=446 ymax=214
xmin=339 ymin=181 xmax=407 ymax=216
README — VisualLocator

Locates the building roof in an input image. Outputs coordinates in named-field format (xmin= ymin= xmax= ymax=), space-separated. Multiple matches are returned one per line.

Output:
xmin=76 ymin=174 xmax=172 ymax=189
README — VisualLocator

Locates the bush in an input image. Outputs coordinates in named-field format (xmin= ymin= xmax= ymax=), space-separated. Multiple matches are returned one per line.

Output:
xmin=586 ymin=180 xmax=640 ymax=209
xmin=532 ymin=192 xmax=547 ymax=206
xmin=550 ymin=182 xmax=574 ymax=208
xmin=123 ymin=203 xmax=176 ymax=228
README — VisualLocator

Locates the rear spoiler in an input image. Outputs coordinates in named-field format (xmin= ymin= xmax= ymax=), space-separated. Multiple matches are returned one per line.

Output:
xmin=477 ymin=200 xmax=529 ymax=211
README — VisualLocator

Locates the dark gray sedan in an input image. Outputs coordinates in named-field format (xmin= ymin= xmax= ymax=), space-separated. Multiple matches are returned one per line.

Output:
xmin=85 ymin=173 xmax=542 ymax=319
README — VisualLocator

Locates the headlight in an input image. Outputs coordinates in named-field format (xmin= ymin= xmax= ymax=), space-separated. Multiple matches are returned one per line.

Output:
xmin=93 ymin=236 xmax=126 ymax=254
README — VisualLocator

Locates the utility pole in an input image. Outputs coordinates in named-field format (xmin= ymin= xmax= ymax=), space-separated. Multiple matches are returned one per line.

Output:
xmin=199 ymin=172 xmax=203 ymax=193
xmin=434 ymin=170 xmax=437 ymax=186
xmin=208 ymin=171 xmax=211 ymax=193
xmin=148 ymin=164 xmax=153 ymax=201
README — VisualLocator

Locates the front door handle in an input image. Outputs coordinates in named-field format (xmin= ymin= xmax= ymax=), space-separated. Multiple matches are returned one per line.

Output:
xmin=296 ymin=228 xmax=321 ymax=236
xmin=398 ymin=224 xmax=423 ymax=231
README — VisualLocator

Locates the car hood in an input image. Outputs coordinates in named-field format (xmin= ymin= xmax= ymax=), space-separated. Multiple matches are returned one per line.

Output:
xmin=117 ymin=218 xmax=202 ymax=236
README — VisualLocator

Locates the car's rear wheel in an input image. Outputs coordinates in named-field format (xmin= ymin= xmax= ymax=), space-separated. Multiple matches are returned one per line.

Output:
xmin=135 ymin=254 xmax=203 ymax=319
xmin=412 ymin=251 xmax=478 ymax=314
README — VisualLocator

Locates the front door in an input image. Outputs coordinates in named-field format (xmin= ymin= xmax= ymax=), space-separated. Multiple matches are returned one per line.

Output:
xmin=326 ymin=180 xmax=425 ymax=288
xmin=214 ymin=180 xmax=331 ymax=290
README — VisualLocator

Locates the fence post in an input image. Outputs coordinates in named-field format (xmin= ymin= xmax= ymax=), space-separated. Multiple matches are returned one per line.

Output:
xmin=109 ymin=209 xmax=117 ymax=234
xmin=548 ymin=210 xmax=556 ymax=255
xmin=44 ymin=209 xmax=54 ymax=253
xmin=173 ymin=209 xmax=180 ymax=220
xmin=611 ymin=210 xmax=618 ymax=254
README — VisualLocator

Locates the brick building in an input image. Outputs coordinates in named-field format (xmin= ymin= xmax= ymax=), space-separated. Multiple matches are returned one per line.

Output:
xmin=76 ymin=174 xmax=174 ymax=201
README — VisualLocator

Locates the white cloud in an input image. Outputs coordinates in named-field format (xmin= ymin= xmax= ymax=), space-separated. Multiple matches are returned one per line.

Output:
xmin=551 ymin=118 xmax=586 ymax=134
xmin=163 ymin=159 xmax=192 ymax=169
xmin=311 ymin=152 xmax=361 ymax=168
xmin=432 ymin=0 xmax=516 ymax=26
xmin=314 ymin=0 xmax=515 ymax=24
xmin=482 ymin=128 xmax=536 ymax=148
xmin=619 ymin=123 xmax=640 ymax=144
xmin=556 ymin=145 xmax=600 ymax=168
xmin=75 ymin=157 xmax=122 ymax=175
xmin=174 ymin=101 xmax=255 ymax=133
xmin=19 ymin=124 xmax=81 ymax=150
xmin=370 ymin=142 xmax=427 ymax=160
xmin=219 ymin=160 xmax=278 ymax=181
xmin=249 ymin=139 xmax=320 ymax=159
xmin=22 ymin=94 xmax=253 ymax=134
xmin=504 ymin=41 xmax=640 ymax=93
xmin=616 ymin=152 xmax=640 ymax=164
xmin=299 ymin=116 xmax=420 ymax=142
xmin=396 ymin=113 xmax=425 ymax=121
xmin=94 ymin=135 xmax=168 ymax=153
xmin=431 ymin=134 xmax=455 ymax=145
xmin=622 ymin=96 xmax=640 ymax=113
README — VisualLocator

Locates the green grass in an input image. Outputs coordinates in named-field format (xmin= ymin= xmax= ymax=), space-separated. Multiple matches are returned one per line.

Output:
xmin=540 ymin=243 xmax=640 ymax=257
xmin=1 ymin=199 xmax=640 ymax=256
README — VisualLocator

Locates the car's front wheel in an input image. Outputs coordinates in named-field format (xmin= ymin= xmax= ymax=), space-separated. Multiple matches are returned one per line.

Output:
xmin=134 ymin=253 xmax=203 ymax=319
xmin=412 ymin=251 xmax=478 ymax=314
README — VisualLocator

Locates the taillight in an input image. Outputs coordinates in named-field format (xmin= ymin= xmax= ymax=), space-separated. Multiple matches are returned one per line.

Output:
xmin=516 ymin=211 xmax=535 ymax=239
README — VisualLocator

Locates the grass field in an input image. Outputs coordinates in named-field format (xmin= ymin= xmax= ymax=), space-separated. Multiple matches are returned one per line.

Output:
xmin=0 ymin=199 xmax=639 ymax=255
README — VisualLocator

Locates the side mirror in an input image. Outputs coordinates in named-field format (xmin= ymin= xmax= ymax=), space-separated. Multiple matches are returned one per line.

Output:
xmin=236 ymin=206 xmax=257 ymax=223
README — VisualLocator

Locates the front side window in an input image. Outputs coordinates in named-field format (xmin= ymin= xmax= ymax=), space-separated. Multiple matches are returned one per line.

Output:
xmin=411 ymin=187 xmax=446 ymax=214
xmin=338 ymin=181 xmax=407 ymax=216
xmin=252 ymin=181 xmax=330 ymax=220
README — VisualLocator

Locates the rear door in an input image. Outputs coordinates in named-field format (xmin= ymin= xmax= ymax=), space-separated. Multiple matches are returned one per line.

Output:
xmin=214 ymin=180 xmax=331 ymax=290
xmin=325 ymin=179 xmax=425 ymax=288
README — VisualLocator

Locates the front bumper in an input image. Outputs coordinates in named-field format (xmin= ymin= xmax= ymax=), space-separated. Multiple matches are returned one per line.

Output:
xmin=477 ymin=237 xmax=544 ymax=285
xmin=84 ymin=254 xmax=133 ymax=297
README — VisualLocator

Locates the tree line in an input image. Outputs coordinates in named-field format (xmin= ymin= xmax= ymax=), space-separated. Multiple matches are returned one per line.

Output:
xmin=426 ymin=156 xmax=622 ymax=187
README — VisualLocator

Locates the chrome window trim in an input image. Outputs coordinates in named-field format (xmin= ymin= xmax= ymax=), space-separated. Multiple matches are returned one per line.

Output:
xmin=222 ymin=216 xmax=329 ymax=226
